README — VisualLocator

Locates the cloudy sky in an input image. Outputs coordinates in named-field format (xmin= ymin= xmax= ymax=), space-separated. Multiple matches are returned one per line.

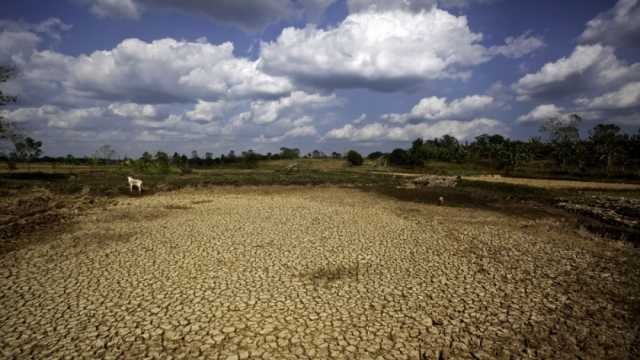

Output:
xmin=1 ymin=0 xmax=639 ymax=157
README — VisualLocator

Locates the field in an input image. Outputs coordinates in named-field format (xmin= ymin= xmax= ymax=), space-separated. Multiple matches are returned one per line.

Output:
xmin=1 ymin=162 xmax=639 ymax=359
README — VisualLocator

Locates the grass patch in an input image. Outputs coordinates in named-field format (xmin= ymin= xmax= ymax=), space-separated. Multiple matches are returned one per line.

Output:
xmin=0 ymin=166 xmax=402 ymax=199
xmin=3 ymin=162 xmax=639 ymax=245
xmin=371 ymin=179 xmax=556 ymax=213
xmin=422 ymin=161 xmax=496 ymax=177
xmin=0 ymin=171 xmax=73 ymax=181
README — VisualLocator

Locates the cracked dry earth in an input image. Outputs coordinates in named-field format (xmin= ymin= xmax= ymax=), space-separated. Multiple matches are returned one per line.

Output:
xmin=1 ymin=187 xmax=639 ymax=359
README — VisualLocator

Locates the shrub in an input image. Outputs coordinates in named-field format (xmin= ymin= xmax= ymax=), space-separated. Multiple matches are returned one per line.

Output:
xmin=389 ymin=148 xmax=424 ymax=167
xmin=242 ymin=151 xmax=260 ymax=169
xmin=121 ymin=158 xmax=173 ymax=175
xmin=346 ymin=150 xmax=364 ymax=166
xmin=367 ymin=151 xmax=385 ymax=160
xmin=389 ymin=149 xmax=410 ymax=166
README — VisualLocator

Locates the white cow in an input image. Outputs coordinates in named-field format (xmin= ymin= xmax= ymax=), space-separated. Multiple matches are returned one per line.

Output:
xmin=127 ymin=176 xmax=143 ymax=194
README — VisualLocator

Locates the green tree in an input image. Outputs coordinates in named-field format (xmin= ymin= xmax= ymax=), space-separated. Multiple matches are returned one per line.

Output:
xmin=541 ymin=115 xmax=582 ymax=170
xmin=409 ymin=138 xmax=427 ymax=160
xmin=589 ymin=124 xmax=625 ymax=176
xmin=541 ymin=115 xmax=581 ymax=144
xmin=140 ymin=151 xmax=153 ymax=163
xmin=171 ymin=152 xmax=181 ymax=166
xmin=367 ymin=151 xmax=384 ymax=160
xmin=279 ymin=147 xmax=300 ymax=160
xmin=226 ymin=150 xmax=237 ymax=163
xmin=241 ymin=149 xmax=259 ymax=168
xmin=389 ymin=148 xmax=411 ymax=166
xmin=495 ymin=140 xmax=531 ymax=171
xmin=311 ymin=150 xmax=325 ymax=158
xmin=12 ymin=137 xmax=42 ymax=163
xmin=65 ymin=154 xmax=75 ymax=165
xmin=346 ymin=150 xmax=364 ymax=166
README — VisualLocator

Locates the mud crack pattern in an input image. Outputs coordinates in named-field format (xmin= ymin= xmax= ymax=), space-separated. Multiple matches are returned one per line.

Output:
xmin=1 ymin=187 xmax=638 ymax=359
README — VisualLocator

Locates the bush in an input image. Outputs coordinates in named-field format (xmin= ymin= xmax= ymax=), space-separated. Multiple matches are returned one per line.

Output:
xmin=242 ymin=152 xmax=260 ymax=169
xmin=121 ymin=158 xmax=173 ymax=175
xmin=389 ymin=148 xmax=423 ymax=167
xmin=367 ymin=151 xmax=385 ymax=160
xmin=389 ymin=149 xmax=410 ymax=166
xmin=346 ymin=150 xmax=364 ymax=166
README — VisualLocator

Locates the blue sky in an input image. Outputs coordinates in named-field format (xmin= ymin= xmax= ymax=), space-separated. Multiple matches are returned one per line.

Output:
xmin=1 ymin=0 xmax=639 ymax=157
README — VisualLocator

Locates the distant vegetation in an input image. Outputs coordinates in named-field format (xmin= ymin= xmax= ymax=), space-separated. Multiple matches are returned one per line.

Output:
xmin=2 ymin=65 xmax=639 ymax=181
xmin=384 ymin=115 xmax=640 ymax=180
xmin=2 ymin=118 xmax=639 ymax=181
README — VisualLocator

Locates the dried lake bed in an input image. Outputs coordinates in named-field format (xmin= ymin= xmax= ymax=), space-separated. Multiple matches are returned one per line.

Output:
xmin=1 ymin=187 xmax=638 ymax=359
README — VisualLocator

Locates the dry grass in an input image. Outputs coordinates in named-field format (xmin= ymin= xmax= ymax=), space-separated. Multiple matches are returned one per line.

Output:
xmin=0 ymin=162 xmax=116 ymax=174
xmin=465 ymin=175 xmax=640 ymax=190
xmin=259 ymin=159 xmax=350 ymax=172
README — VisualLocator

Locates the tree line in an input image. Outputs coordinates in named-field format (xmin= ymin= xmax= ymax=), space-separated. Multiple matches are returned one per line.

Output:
xmin=2 ymin=65 xmax=639 ymax=179
xmin=382 ymin=115 xmax=640 ymax=179
xmin=4 ymin=118 xmax=639 ymax=179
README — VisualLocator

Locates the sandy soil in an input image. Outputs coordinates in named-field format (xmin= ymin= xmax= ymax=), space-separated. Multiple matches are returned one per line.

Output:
xmin=464 ymin=175 xmax=640 ymax=190
xmin=1 ymin=187 xmax=638 ymax=359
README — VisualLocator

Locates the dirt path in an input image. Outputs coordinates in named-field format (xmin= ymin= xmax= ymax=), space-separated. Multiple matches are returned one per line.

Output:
xmin=369 ymin=170 xmax=640 ymax=191
xmin=367 ymin=170 xmax=422 ymax=178
xmin=1 ymin=187 xmax=638 ymax=359
xmin=464 ymin=175 xmax=640 ymax=190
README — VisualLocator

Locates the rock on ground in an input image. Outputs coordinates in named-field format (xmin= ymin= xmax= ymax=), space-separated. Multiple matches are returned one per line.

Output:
xmin=412 ymin=175 xmax=459 ymax=188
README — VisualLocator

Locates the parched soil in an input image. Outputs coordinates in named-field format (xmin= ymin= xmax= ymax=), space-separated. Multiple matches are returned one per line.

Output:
xmin=464 ymin=175 xmax=640 ymax=190
xmin=0 ymin=187 xmax=116 ymax=255
xmin=1 ymin=187 xmax=639 ymax=359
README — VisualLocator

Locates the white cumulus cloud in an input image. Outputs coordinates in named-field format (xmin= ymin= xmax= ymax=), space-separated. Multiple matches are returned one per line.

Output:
xmin=489 ymin=32 xmax=545 ymax=59
xmin=185 ymin=100 xmax=235 ymax=123
xmin=0 ymin=18 xmax=71 ymax=64
xmin=260 ymin=8 xmax=543 ymax=91
xmin=254 ymin=123 xmax=319 ymax=143
xmin=260 ymin=9 xmax=490 ymax=91
xmin=2 ymin=36 xmax=294 ymax=107
xmin=580 ymin=0 xmax=640 ymax=48
xmin=325 ymin=118 xmax=503 ymax=142
xmin=576 ymin=82 xmax=640 ymax=110
xmin=69 ymin=38 xmax=293 ymax=104
xmin=517 ymin=104 xmax=565 ymax=123
xmin=235 ymin=91 xmax=339 ymax=125
xmin=514 ymin=44 xmax=640 ymax=101
xmin=383 ymin=95 xmax=494 ymax=124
